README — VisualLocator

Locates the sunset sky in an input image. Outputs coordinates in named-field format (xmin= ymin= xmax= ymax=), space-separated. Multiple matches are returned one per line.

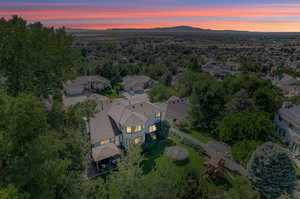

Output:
xmin=1 ymin=0 xmax=300 ymax=32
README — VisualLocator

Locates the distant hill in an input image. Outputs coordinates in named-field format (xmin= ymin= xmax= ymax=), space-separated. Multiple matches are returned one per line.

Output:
xmin=105 ymin=26 xmax=211 ymax=32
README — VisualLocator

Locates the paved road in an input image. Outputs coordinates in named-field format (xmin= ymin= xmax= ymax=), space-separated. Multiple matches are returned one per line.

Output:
xmin=170 ymin=128 xmax=248 ymax=176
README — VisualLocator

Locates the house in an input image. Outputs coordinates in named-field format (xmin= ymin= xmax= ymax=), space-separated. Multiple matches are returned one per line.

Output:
xmin=121 ymin=75 xmax=153 ymax=94
xmin=274 ymin=102 xmax=300 ymax=158
xmin=272 ymin=73 xmax=300 ymax=97
xmin=88 ymin=98 xmax=162 ymax=167
xmin=63 ymin=76 xmax=111 ymax=107
xmin=155 ymin=96 xmax=188 ymax=124
xmin=64 ymin=75 xmax=111 ymax=97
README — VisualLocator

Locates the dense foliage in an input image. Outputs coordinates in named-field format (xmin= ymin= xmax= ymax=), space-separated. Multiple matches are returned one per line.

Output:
xmin=217 ymin=111 xmax=273 ymax=144
xmin=248 ymin=142 xmax=296 ymax=198
xmin=0 ymin=16 xmax=77 ymax=97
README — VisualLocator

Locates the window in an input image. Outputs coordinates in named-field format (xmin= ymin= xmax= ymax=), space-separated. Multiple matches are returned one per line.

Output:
xmin=126 ymin=126 xmax=132 ymax=133
xmin=289 ymin=123 xmax=294 ymax=129
xmin=279 ymin=115 xmax=283 ymax=121
xmin=127 ymin=125 xmax=143 ymax=133
xmin=155 ymin=112 xmax=161 ymax=118
xmin=134 ymin=136 xmax=143 ymax=144
xmin=149 ymin=125 xmax=157 ymax=133
xmin=100 ymin=140 xmax=109 ymax=145
xmin=136 ymin=125 xmax=143 ymax=132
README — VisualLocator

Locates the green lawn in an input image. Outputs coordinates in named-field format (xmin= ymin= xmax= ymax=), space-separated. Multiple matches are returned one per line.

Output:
xmin=143 ymin=137 xmax=256 ymax=196
xmin=181 ymin=128 xmax=213 ymax=143
xmin=142 ymin=138 xmax=206 ymax=175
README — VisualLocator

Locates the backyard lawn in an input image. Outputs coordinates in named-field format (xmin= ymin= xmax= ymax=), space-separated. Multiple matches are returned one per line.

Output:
xmin=180 ymin=127 xmax=213 ymax=143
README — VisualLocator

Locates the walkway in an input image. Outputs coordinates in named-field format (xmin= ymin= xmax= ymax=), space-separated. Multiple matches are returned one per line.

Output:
xmin=170 ymin=128 xmax=248 ymax=176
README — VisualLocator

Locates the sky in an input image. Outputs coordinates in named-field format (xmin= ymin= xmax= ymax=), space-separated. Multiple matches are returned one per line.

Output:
xmin=1 ymin=0 xmax=300 ymax=32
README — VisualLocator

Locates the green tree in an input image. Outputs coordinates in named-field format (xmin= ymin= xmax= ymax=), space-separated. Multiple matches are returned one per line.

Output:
xmin=253 ymin=86 xmax=282 ymax=115
xmin=217 ymin=111 xmax=273 ymax=144
xmin=188 ymin=76 xmax=225 ymax=130
xmin=107 ymin=146 xmax=145 ymax=199
xmin=148 ymin=84 xmax=174 ymax=102
xmin=0 ymin=185 xmax=29 ymax=199
xmin=0 ymin=91 xmax=69 ymax=199
xmin=176 ymin=168 xmax=209 ymax=199
xmin=175 ymin=71 xmax=204 ymax=97
xmin=225 ymin=89 xmax=255 ymax=113
xmin=224 ymin=177 xmax=260 ymax=199
xmin=0 ymin=16 xmax=77 ymax=97
xmin=232 ymin=140 xmax=262 ymax=166
xmin=248 ymin=142 xmax=296 ymax=198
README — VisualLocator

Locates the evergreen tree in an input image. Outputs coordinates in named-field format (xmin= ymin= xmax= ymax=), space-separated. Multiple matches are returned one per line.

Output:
xmin=248 ymin=142 xmax=296 ymax=198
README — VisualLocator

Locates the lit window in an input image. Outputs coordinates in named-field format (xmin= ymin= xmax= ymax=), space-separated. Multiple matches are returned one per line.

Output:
xmin=127 ymin=126 xmax=132 ymax=133
xmin=134 ymin=136 xmax=143 ymax=144
xmin=100 ymin=140 xmax=109 ymax=145
xmin=155 ymin=112 xmax=161 ymax=118
xmin=136 ymin=125 xmax=143 ymax=132
xmin=149 ymin=125 xmax=157 ymax=133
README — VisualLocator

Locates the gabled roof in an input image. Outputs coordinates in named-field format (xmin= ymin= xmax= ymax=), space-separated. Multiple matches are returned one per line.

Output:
xmin=107 ymin=99 xmax=160 ymax=126
xmin=90 ymin=111 xmax=120 ymax=144
xmin=158 ymin=96 xmax=188 ymax=122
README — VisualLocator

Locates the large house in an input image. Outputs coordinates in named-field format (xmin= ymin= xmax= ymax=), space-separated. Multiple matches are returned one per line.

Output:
xmin=88 ymin=98 xmax=161 ymax=166
xmin=272 ymin=73 xmax=300 ymax=97
xmin=121 ymin=75 xmax=153 ymax=94
xmin=274 ymin=103 xmax=300 ymax=157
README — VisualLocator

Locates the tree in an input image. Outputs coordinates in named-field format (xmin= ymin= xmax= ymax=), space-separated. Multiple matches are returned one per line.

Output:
xmin=0 ymin=16 xmax=77 ymax=97
xmin=253 ymin=86 xmax=282 ymax=115
xmin=0 ymin=185 xmax=29 ymax=199
xmin=224 ymin=177 xmax=260 ymax=199
xmin=225 ymin=89 xmax=255 ymax=113
xmin=176 ymin=168 xmax=209 ymax=199
xmin=248 ymin=142 xmax=296 ymax=198
xmin=188 ymin=57 xmax=202 ymax=72
xmin=0 ymin=91 xmax=69 ymax=199
xmin=217 ymin=111 xmax=273 ymax=144
xmin=107 ymin=146 xmax=146 ymax=199
xmin=232 ymin=140 xmax=262 ymax=166
xmin=175 ymin=71 xmax=204 ymax=97
xmin=148 ymin=84 xmax=174 ymax=102
xmin=188 ymin=76 xmax=225 ymax=130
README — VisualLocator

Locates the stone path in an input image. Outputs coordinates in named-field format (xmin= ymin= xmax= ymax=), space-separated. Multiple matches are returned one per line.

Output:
xmin=170 ymin=128 xmax=248 ymax=176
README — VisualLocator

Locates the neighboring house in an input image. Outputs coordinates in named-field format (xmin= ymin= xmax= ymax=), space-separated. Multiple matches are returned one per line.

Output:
xmin=88 ymin=98 xmax=162 ymax=167
xmin=274 ymin=102 xmax=300 ymax=157
xmin=63 ymin=76 xmax=111 ymax=107
xmin=272 ymin=73 xmax=300 ymax=97
xmin=155 ymin=96 xmax=188 ymax=124
xmin=64 ymin=75 xmax=111 ymax=97
xmin=121 ymin=75 xmax=153 ymax=94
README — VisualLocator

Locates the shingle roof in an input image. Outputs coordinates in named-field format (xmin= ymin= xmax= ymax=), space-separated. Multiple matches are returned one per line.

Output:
xmin=107 ymin=100 xmax=160 ymax=126
xmin=92 ymin=143 xmax=120 ymax=162
xmin=89 ymin=111 xmax=120 ymax=144
xmin=122 ymin=75 xmax=152 ymax=90
xmin=63 ymin=95 xmax=87 ymax=107
xmin=279 ymin=105 xmax=300 ymax=128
